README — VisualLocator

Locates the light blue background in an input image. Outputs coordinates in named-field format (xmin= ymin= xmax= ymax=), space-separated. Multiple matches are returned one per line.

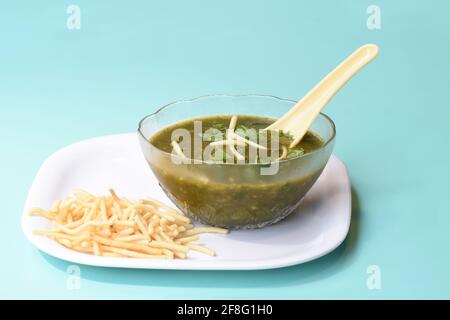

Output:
xmin=1 ymin=0 xmax=449 ymax=299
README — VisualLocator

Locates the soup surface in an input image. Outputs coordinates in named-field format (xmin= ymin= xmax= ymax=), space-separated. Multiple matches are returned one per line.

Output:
xmin=150 ymin=115 xmax=323 ymax=163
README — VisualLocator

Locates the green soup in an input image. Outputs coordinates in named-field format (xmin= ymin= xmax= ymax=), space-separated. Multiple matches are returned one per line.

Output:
xmin=148 ymin=115 xmax=326 ymax=229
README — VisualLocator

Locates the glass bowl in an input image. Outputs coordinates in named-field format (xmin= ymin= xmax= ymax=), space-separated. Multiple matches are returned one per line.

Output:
xmin=138 ymin=94 xmax=336 ymax=229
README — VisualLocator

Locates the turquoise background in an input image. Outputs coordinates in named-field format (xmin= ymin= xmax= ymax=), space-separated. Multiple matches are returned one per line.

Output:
xmin=1 ymin=0 xmax=449 ymax=299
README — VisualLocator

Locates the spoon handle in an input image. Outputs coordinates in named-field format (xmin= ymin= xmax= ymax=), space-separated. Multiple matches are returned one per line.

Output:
xmin=267 ymin=44 xmax=379 ymax=148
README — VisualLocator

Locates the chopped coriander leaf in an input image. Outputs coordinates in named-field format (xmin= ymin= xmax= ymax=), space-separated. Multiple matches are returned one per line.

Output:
xmin=279 ymin=130 xmax=294 ymax=147
xmin=210 ymin=123 xmax=227 ymax=131
xmin=202 ymin=128 xmax=224 ymax=142
xmin=263 ymin=129 xmax=294 ymax=148
xmin=286 ymin=148 xmax=305 ymax=160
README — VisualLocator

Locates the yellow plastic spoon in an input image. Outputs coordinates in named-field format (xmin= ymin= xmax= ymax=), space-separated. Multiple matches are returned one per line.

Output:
xmin=266 ymin=44 xmax=379 ymax=148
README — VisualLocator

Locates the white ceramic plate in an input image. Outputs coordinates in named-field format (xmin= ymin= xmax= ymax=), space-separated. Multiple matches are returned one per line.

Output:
xmin=22 ymin=133 xmax=351 ymax=270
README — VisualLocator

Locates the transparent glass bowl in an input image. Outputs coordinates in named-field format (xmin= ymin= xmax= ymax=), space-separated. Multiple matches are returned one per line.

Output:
xmin=138 ymin=94 xmax=336 ymax=229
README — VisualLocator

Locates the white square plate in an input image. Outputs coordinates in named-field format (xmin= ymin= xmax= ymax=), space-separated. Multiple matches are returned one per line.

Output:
xmin=22 ymin=133 xmax=351 ymax=270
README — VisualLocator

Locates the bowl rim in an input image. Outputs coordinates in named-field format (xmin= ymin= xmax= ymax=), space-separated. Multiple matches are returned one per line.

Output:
xmin=138 ymin=93 xmax=336 ymax=165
